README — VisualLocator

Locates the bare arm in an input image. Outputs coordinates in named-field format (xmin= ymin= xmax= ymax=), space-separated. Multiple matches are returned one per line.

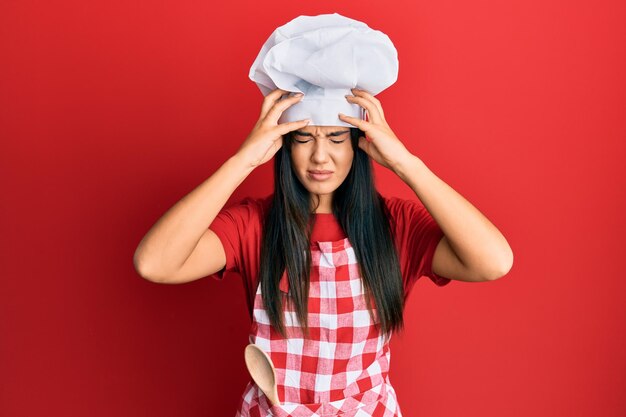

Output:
xmin=396 ymin=155 xmax=513 ymax=282
xmin=133 ymin=154 xmax=254 ymax=283
xmin=341 ymin=88 xmax=513 ymax=282
xmin=133 ymin=88 xmax=311 ymax=284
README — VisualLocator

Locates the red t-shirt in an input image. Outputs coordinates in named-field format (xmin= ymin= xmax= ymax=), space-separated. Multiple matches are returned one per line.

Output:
xmin=209 ymin=194 xmax=451 ymax=318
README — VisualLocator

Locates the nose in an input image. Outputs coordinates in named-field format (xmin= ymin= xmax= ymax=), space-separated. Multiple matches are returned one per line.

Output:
xmin=311 ymin=140 xmax=331 ymax=163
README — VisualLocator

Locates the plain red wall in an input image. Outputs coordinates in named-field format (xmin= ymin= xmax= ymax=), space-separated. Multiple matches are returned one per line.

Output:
xmin=2 ymin=1 xmax=624 ymax=416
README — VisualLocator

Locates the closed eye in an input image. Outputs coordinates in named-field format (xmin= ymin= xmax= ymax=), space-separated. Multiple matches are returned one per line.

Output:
xmin=294 ymin=139 xmax=347 ymax=144
xmin=294 ymin=130 xmax=349 ymax=144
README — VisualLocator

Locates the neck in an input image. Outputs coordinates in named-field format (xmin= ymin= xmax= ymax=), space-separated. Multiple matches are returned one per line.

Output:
xmin=311 ymin=193 xmax=333 ymax=214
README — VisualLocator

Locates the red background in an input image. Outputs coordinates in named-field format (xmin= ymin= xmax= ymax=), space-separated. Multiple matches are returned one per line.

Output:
xmin=1 ymin=1 xmax=625 ymax=416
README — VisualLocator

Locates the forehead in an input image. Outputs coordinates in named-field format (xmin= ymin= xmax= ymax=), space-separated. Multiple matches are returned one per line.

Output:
xmin=297 ymin=125 xmax=349 ymax=134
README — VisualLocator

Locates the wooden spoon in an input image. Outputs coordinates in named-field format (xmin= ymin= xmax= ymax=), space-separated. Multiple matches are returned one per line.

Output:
xmin=244 ymin=344 xmax=281 ymax=406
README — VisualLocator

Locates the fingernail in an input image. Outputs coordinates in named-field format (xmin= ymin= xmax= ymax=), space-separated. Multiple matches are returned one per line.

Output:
xmin=294 ymin=92 xmax=304 ymax=97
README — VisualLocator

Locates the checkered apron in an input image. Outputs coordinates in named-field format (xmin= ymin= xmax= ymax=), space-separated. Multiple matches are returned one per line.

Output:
xmin=235 ymin=237 xmax=403 ymax=417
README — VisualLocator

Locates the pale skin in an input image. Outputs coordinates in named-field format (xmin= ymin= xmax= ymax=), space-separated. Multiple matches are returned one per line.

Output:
xmin=133 ymin=87 xmax=512 ymax=284
xmin=338 ymin=88 xmax=514 ymax=282
xmin=289 ymin=125 xmax=354 ymax=214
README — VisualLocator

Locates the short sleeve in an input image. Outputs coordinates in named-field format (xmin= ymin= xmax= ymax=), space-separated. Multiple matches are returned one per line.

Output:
xmin=208 ymin=197 xmax=258 ymax=281
xmin=384 ymin=196 xmax=452 ymax=295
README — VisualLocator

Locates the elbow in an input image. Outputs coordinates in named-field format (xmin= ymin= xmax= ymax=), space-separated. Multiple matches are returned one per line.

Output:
xmin=486 ymin=248 xmax=514 ymax=281
xmin=133 ymin=253 xmax=162 ymax=283
xmin=134 ymin=261 xmax=155 ymax=282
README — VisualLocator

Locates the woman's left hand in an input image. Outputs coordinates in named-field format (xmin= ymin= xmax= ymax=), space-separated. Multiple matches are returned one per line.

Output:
xmin=339 ymin=88 xmax=413 ymax=172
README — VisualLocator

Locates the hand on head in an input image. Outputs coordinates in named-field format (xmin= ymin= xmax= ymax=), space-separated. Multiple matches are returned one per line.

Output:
xmin=236 ymin=88 xmax=311 ymax=169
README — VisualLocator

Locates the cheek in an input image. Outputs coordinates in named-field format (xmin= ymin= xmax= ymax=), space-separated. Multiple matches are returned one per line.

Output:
xmin=340 ymin=148 xmax=355 ymax=169
xmin=289 ymin=150 xmax=306 ymax=169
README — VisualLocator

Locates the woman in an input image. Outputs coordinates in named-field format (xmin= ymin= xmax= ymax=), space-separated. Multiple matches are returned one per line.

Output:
xmin=134 ymin=13 xmax=513 ymax=417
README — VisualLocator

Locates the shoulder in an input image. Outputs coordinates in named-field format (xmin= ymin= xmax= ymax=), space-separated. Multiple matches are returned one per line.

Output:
xmin=229 ymin=193 xmax=271 ymax=211
xmin=380 ymin=194 xmax=422 ymax=209
xmin=216 ymin=194 xmax=271 ymax=226
xmin=380 ymin=194 xmax=425 ymax=222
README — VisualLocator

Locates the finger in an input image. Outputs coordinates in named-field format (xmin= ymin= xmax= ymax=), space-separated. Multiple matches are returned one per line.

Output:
xmin=272 ymin=135 xmax=284 ymax=154
xmin=338 ymin=113 xmax=369 ymax=130
xmin=264 ymin=93 xmax=304 ymax=125
xmin=351 ymin=88 xmax=385 ymax=120
xmin=260 ymin=89 xmax=291 ymax=119
xmin=275 ymin=118 xmax=311 ymax=136
xmin=358 ymin=136 xmax=375 ymax=156
xmin=358 ymin=136 xmax=369 ymax=152
xmin=345 ymin=94 xmax=383 ymax=125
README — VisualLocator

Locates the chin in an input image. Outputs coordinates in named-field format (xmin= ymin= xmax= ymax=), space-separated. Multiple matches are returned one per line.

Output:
xmin=306 ymin=184 xmax=337 ymax=194
xmin=302 ymin=179 xmax=336 ymax=191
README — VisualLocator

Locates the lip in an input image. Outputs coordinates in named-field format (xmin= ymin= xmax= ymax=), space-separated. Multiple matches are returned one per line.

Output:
xmin=308 ymin=170 xmax=333 ymax=181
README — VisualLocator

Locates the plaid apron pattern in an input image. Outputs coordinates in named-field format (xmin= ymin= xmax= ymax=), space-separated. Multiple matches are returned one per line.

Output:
xmin=235 ymin=237 xmax=403 ymax=417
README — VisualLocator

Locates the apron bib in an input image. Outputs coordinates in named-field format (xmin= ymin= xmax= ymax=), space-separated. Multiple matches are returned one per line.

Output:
xmin=236 ymin=237 xmax=403 ymax=417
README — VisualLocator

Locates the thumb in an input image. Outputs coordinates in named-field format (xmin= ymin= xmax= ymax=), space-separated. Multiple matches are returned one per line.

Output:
xmin=278 ymin=119 xmax=311 ymax=135
xmin=358 ymin=136 xmax=368 ymax=151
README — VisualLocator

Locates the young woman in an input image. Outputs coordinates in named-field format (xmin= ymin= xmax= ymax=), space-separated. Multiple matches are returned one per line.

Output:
xmin=133 ymin=87 xmax=513 ymax=416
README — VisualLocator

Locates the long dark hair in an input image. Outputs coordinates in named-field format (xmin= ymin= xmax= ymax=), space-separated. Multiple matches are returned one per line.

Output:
xmin=258 ymin=127 xmax=405 ymax=343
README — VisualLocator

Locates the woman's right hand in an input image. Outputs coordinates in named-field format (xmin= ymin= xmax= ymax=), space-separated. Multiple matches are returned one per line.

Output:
xmin=236 ymin=88 xmax=311 ymax=168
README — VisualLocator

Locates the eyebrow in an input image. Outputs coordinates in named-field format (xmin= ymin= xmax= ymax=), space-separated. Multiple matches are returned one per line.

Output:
xmin=294 ymin=130 xmax=350 ymax=136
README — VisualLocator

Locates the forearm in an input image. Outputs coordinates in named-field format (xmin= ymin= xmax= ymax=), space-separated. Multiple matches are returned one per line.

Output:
xmin=394 ymin=154 xmax=513 ymax=277
xmin=133 ymin=153 xmax=255 ymax=278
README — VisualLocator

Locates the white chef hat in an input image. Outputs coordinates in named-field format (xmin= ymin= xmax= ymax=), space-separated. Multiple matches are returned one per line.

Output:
xmin=248 ymin=13 xmax=399 ymax=127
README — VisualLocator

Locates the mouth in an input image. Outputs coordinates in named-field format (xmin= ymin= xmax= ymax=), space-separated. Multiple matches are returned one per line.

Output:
xmin=308 ymin=170 xmax=333 ymax=181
